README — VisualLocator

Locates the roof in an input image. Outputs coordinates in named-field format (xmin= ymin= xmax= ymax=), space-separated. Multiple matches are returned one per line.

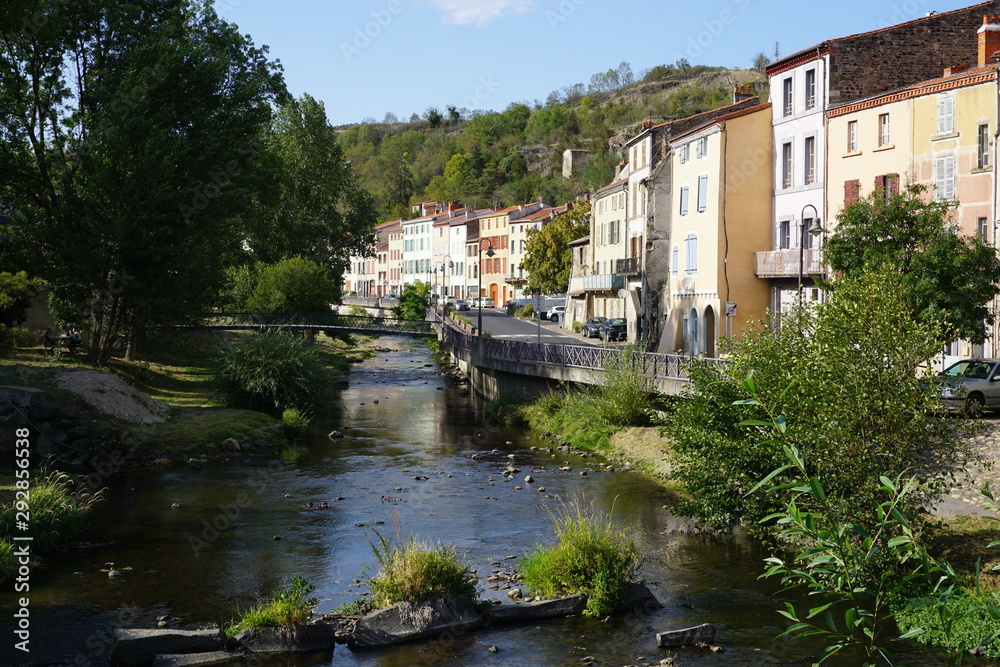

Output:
xmin=766 ymin=1 xmax=1000 ymax=77
xmin=827 ymin=65 xmax=996 ymax=117
xmin=595 ymin=178 xmax=628 ymax=197
xmin=670 ymin=102 xmax=771 ymax=144
xmin=567 ymin=235 xmax=590 ymax=247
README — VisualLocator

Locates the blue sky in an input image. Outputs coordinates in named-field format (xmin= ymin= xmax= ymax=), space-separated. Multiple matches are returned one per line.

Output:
xmin=215 ymin=0 xmax=983 ymax=126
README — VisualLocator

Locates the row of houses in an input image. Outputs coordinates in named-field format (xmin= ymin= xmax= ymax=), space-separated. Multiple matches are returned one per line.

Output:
xmin=346 ymin=2 xmax=1000 ymax=364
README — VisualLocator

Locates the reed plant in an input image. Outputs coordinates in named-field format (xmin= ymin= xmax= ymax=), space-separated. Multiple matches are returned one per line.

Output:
xmin=364 ymin=528 xmax=479 ymax=608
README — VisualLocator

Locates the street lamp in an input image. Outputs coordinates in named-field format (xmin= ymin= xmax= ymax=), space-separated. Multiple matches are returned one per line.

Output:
xmin=798 ymin=204 xmax=825 ymax=309
xmin=438 ymin=255 xmax=453 ymax=315
xmin=477 ymin=239 xmax=495 ymax=336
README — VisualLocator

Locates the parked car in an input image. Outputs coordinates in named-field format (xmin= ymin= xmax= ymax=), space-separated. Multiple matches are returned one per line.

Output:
xmin=454 ymin=299 xmax=470 ymax=311
xmin=582 ymin=316 xmax=607 ymax=338
xmin=344 ymin=290 xmax=358 ymax=297
xmin=546 ymin=305 xmax=566 ymax=322
xmin=938 ymin=359 xmax=1000 ymax=413
xmin=480 ymin=297 xmax=495 ymax=308
xmin=599 ymin=317 xmax=627 ymax=342
xmin=384 ymin=293 xmax=398 ymax=300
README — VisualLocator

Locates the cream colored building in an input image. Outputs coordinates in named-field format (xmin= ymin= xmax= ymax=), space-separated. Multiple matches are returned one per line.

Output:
xmin=665 ymin=103 xmax=773 ymax=357
xmin=567 ymin=179 xmax=627 ymax=328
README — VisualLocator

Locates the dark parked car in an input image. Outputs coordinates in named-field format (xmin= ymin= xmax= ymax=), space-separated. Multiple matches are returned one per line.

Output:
xmin=582 ymin=317 xmax=606 ymax=338
xmin=599 ymin=318 xmax=627 ymax=342
xmin=938 ymin=359 xmax=1000 ymax=413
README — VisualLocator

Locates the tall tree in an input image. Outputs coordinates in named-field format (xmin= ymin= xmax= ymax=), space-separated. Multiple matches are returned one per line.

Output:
xmin=0 ymin=0 xmax=286 ymax=361
xmin=826 ymin=183 xmax=1000 ymax=344
xmin=246 ymin=93 xmax=378 ymax=274
xmin=522 ymin=201 xmax=590 ymax=295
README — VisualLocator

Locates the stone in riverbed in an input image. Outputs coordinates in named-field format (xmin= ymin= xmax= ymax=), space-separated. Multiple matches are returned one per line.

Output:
xmin=111 ymin=629 xmax=225 ymax=666
xmin=486 ymin=595 xmax=587 ymax=624
xmin=347 ymin=596 xmax=483 ymax=648
xmin=234 ymin=624 xmax=336 ymax=652
xmin=152 ymin=652 xmax=242 ymax=667
xmin=655 ymin=623 xmax=715 ymax=648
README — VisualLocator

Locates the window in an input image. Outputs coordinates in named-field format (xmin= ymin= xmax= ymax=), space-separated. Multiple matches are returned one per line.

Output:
xmin=879 ymin=113 xmax=890 ymax=147
xmin=779 ymin=220 xmax=790 ymax=249
xmin=804 ymin=136 xmax=816 ymax=185
xmin=684 ymin=234 xmax=698 ymax=273
xmin=679 ymin=144 xmax=689 ymax=163
xmin=848 ymin=121 xmax=858 ymax=152
xmin=874 ymin=174 xmax=899 ymax=203
xmin=696 ymin=137 xmax=707 ymax=158
xmin=937 ymin=96 xmax=954 ymax=135
xmin=844 ymin=179 xmax=861 ymax=206
xmin=697 ymin=175 xmax=709 ymax=213
xmin=782 ymin=77 xmax=793 ymax=116
xmin=979 ymin=124 xmax=990 ymax=169
xmin=805 ymin=69 xmax=816 ymax=110
xmin=679 ymin=186 xmax=689 ymax=215
xmin=935 ymin=156 xmax=955 ymax=201
xmin=782 ymin=142 xmax=793 ymax=189
xmin=801 ymin=218 xmax=816 ymax=249
xmin=979 ymin=217 xmax=990 ymax=242
xmin=641 ymin=142 xmax=647 ymax=167
xmin=671 ymin=245 xmax=679 ymax=277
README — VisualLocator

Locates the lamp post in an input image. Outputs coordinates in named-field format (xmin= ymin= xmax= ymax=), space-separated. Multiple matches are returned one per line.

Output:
xmin=439 ymin=255 xmax=453 ymax=315
xmin=477 ymin=239 xmax=495 ymax=336
xmin=798 ymin=204 xmax=825 ymax=310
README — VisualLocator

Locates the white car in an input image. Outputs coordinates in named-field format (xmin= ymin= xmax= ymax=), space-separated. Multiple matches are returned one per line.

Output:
xmin=481 ymin=297 xmax=495 ymax=308
xmin=546 ymin=306 xmax=566 ymax=322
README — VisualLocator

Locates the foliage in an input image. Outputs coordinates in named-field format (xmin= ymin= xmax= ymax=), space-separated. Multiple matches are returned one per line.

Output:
xmin=227 ymin=575 xmax=318 ymax=636
xmin=364 ymin=528 xmax=480 ymax=608
xmin=522 ymin=201 xmax=591 ymax=295
xmin=755 ymin=445 xmax=940 ymax=667
xmin=331 ymin=597 xmax=376 ymax=616
xmin=244 ymin=94 xmax=378 ymax=273
xmin=0 ymin=0 xmax=286 ymax=362
xmin=483 ymin=393 xmax=532 ymax=428
xmin=826 ymin=184 xmax=1000 ymax=344
xmin=667 ymin=270 xmax=974 ymax=532
xmin=213 ymin=330 xmax=332 ymax=415
xmin=219 ymin=262 xmax=264 ymax=311
xmin=393 ymin=282 xmax=430 ymax=321
xmin=0 ymin=271 xmax=45 ymax=327
xmin=518 ymin=502 xmax=644 ymax=617
xmin=246 ymin=257 xmax=336 ymax=314
xmin=281 ymin=408 xmax=312 ymax=438
xmin=0 ymin=469 xmax=104 ymax=572
xmin=598 ymin=344 xmax=655 ymax=427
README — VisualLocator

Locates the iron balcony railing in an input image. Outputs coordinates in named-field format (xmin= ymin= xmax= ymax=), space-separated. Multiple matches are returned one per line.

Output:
xmin=615 ymin=257 xmax=641 ymax=276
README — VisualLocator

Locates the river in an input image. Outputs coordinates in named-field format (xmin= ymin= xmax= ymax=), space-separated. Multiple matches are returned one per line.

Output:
xmin=0 ymin=337 xmax=973 ymax=666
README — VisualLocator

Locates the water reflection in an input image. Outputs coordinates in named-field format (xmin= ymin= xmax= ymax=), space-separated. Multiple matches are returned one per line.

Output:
xmin=0 ymin=337 xmax=972 ymax=666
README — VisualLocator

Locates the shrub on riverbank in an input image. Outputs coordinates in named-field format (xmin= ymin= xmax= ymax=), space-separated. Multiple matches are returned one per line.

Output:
xmin=518 ymin=503 xmax=643 ymax=617
xmin=213 ymin=330 xmax=332 ymax=415
xmin=0 ymin=469 xmax=104 ymax=573
xmin=365 ymin=529 xmax=479 ymax=607
xmin=227 ymin=575 xmax=318 ymax=637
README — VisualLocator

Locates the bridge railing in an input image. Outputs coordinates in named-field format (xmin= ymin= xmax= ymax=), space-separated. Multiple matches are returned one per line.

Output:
xmin=197 ymin=312 xmax=433 ymax=335
xmin=439 ymin=317 xmax=692 ymax=380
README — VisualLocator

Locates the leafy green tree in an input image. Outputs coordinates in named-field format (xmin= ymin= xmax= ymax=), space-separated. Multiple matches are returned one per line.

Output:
xmin=0 ymin=0 xmax=285 ymax=362
xmin=668 ymin=270 xmax=976 ymax=532
xmin=393 ymin=282 xmax=430 ymax=321
xmin=522 ymin=201 xmax=590 ymax=295
xmin=0 ymin=271 xmax=46 ymax=327
xmin=826 ymin=184 xmax=1000 ymax=344
xmin=247 ymin=257 xmax=336 ymax=313
xmin=248 ymin=94 xmax=378 ymax=273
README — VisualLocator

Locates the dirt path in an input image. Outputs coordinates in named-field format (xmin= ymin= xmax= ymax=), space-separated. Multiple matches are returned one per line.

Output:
xmin=54 ymin=369 xmax=169 ymax=424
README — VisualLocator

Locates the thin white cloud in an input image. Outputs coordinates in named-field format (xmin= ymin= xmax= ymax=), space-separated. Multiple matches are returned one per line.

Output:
xmin=419 ymin=0 xmax=534 ymax=26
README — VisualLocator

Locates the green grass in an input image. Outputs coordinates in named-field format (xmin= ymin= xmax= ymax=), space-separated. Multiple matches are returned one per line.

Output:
xmin=226 ymin=575 xmax=319 ymax=637
xmin=0 ymin=469 xmax=104 ymax=572
xmin=518 ymin=502 xmax=644 ymax=618
xmin=483 ymin=392 xmax=532 ymax=428
xmin=520 ymin=388 xmax=616 ymax=450
xmin=895 ymin=589 xmax=1000 ymax=660
xmin=331 ymin=597 xmax=376 ymax=616
xmin=365 ymin=528 xmax=480 ymax=608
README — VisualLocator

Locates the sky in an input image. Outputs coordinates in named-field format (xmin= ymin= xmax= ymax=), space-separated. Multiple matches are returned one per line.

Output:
xmin=215 ymin=0 xmax=985 ymax=126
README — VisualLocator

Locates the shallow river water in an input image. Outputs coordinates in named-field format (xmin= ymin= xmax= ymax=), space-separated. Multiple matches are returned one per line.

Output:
xmin=0 ymin=338 xmax=980 ymax=666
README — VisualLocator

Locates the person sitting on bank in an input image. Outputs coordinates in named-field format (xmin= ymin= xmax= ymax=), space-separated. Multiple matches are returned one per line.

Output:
xmin=41 ymin=328 xmax=58 ymax=354
xmin=63 ymin=328 xmax=82 ymax=354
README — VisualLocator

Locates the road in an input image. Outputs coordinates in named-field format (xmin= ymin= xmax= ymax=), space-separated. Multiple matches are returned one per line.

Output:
xmin=462 ymin=306 xmax=604 ymax=346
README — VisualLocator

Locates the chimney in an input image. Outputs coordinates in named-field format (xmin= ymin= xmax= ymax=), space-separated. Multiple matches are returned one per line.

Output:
xmin=978 ymin=15 xmax=1000 ymax=67
xmin=732 ymin=84 xmax=755 ymax=104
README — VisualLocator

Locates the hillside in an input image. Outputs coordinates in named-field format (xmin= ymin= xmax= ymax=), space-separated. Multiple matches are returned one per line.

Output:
xmin=335 ymin=65 xmax=768 ymax=218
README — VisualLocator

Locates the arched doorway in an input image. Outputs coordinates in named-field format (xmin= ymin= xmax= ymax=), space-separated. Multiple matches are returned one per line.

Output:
xmin=490 ymin=283 xmax=499 ymax=305
xmin=704 ymin=305 xmax=716 ymax=358
xmin=689 ymin=307 xmax=700 ymax=356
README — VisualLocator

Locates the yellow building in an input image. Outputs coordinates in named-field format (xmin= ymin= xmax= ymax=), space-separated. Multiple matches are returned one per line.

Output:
xmin=665 ymin=103 xmax=773 ymax=357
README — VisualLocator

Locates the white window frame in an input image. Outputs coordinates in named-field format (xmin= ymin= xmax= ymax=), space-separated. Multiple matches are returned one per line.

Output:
xmin=978 ymin=124 xmax=990 ymax=169
xmin=684 ymin=234 xmax=698 ymax=274
xmin=679 ymin=186 xmax=689 ymax=216
xmin=781 ymin=142 xmax=793 ymax=189
xmin=848 ymin=120 xmax=858 ymax=153
xmin=935 ymin=155 xmax=955 ymax=201
xmin=782 ymin=77 xmax=793 ymax=116
xmin=697 ymin=174 xmax=709 ymax=213
xmin=671 ymin=245 xmax=679 ymax=277
xmin=696 ymin=137 xmax=707 ymax=158
xmin=879 ymin=113 xmax=890 ymax=147
xmin=937 ymin=95 xmax=955 ymax=135
xmin=805 ymin=69 xmax=816 ymax=110
xmin=804 ymin=136 xmax=816 ymax=185
xmin=679 ymin=144 xmax=689 ymax=163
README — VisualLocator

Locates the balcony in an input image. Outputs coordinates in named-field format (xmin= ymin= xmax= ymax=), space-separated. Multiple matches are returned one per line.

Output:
xmin=615 ymin=257 xmax=641 ymax=276
xmin=583 ymin=274 xmax=624 ymax=292
xmin=754 ymin=249 xmax=824 ymax=278
xmin=505 ymin=273 xmax=527 ymax=285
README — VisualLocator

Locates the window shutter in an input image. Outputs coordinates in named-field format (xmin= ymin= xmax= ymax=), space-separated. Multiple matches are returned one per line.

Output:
xmin=697 ymin=175 xmax=708 ymax=213
xmin=680 ymin=187 xmax=689 ymax=215
xmin=945 ymin=157 xmax=955 ymax=200
xmin=844 ymin=179 xmax=860 ymax=206
xmin=874 ymin=174 xmax=885 ymax=191
xmin=888 ymin=174 xmax=899 ymax=196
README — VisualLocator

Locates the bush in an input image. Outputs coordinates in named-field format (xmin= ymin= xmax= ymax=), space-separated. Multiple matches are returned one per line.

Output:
xmin=281 ymin=408 xmax=312 ymax=438
xmin=518 ymin=503 xmax=643 ymax=617
xmin=0 ymin=469 xmax=104 ymax=572
xmin=365 ymin=529 xmax=480 ymax=608
xmin=227 ymin=576 xmax=318 ymax=636
xmin=483 ymin=393 xmax=532 ymax=428
xmin=572 ymin=321 xmax=583 ymax=333
xmin=213 ymin=330 xmax=332 ymax=414
xmin=515 ymin=304 xmax=535 ymax=319
xmin=247 ymin=257 xmax=336 ymax=313
xmin=598 ymin=344 xmax=654 ymax=427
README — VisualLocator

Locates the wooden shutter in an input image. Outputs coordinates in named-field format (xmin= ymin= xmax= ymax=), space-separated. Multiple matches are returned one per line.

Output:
xmin=844 ymin=179 xmax=860 ymax=206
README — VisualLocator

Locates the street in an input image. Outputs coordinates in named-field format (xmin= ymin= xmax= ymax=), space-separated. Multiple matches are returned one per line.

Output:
xmin=471 ymin=307 xmax=604 ymax=346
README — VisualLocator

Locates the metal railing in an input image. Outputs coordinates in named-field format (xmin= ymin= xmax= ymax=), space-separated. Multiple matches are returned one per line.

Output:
xmin=188 ymin=312 xmax=434 ymax=336
xmin=439 ymin=318 xmax=691 ymax=380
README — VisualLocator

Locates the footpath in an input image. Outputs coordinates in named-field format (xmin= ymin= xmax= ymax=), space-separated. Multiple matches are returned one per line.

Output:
xmin=932 ymin=417 xmax=1000 ymax=519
